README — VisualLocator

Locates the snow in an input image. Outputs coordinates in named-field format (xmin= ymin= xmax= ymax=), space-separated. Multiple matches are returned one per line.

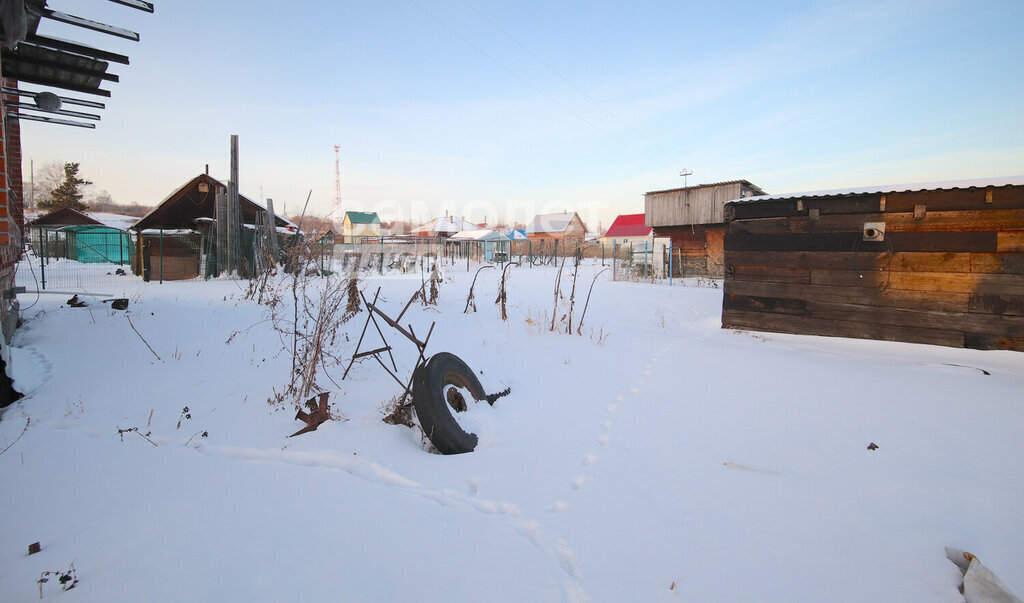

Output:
xmin=2 ymin=259 xmax=1022 ymax=602
xmin=727 ymin=175 xmax=1024 ymax=204
xmin=86 ymin=213 xmax=139 ymax=230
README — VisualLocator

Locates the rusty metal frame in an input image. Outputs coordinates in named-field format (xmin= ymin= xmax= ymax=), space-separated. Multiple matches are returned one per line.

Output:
xmin=342 ymin=287 xmax=436 ymax=405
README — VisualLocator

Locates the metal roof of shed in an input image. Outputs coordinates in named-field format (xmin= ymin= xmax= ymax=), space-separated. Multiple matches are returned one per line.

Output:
xmin=725 ymin=176 xmax=1024 ymax=205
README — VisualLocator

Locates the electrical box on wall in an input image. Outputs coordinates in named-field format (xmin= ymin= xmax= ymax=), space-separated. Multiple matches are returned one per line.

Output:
xmin=863 ymin=222 xmax=886 ymax=241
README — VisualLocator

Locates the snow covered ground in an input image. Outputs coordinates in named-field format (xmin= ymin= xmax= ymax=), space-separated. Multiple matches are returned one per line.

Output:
xmin=1 ymin=261 xmax=1022 ymax=602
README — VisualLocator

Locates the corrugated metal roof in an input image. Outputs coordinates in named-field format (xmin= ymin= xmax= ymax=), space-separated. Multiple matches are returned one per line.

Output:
xmin=604 ymin=213 xmax=651 ymax=238
xmin=725 ymin=176 xmax=1024 ymax=204
xmin=646 ymin=179 xmax=765 ymax=196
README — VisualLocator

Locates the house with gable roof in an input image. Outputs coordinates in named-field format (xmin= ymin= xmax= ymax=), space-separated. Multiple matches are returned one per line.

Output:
xmin=341 ymin=211 xmax=381 ymax=243
xmin=525 ymin=211 xmax=586 ymax=246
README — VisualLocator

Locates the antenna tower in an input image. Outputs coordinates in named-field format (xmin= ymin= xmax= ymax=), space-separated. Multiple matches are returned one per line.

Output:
xmin=333 ymin=144 xmax=342 ymax=222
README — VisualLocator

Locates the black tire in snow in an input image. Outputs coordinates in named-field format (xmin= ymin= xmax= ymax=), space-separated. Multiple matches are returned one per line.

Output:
xmin=412 ymin=352 xmax=488 ymax=455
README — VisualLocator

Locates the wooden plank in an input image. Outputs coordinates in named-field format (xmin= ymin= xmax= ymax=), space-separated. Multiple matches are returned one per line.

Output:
xmin=725 ymin=231 xmax=997 ymax=253
xmin=998 ymin=231 xmax=1024 ymax=252
xmin=731 ymin=265 xmax=810 ymax=283
xmin=724 ymin=278 xmax=971 ymax=313
xmin=801 ymin=300 xmax=1024 ymax=338
xmin=969 ymin=253 xmax=1024 ymax=274
xmin=968 ymin=294 xmax=1024 ymax=316
xmin=729 ymin=199 xmax=801 ymax=221
xmin=726 ymin=250 xmax=978 ymax=273
xmin=729 ymin=210 xmax=1024 ymax=235
xmin=723 ymin=294 xmax=807 ymax=315
xmin=722 ymin=309 xmax=966 ymax=348
xmin=808 ymin=269 xmax=1024 ymax=295
xmin=886 ymin=187 xmax=1024 ymax=212
xmin=963 ymin=333 xmax=1024 ymax=352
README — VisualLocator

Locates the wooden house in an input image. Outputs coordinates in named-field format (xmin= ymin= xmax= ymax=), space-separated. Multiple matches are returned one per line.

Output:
xmin=341 ymin=211 xmax=381 ymax=243
xmin=600 ymin=213 xmax=651 ymax=248
xmin=131 ymin=174 xmax=294 ymax=280
xmin=720 ymin=177 xmax=1024 ymax=351
xmin=526 ymin=212 xmax=586 ymax=246
xmin=645 ymin=180 xmax=765 ymax=276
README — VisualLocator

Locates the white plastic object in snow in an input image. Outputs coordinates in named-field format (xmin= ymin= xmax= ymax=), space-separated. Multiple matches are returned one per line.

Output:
xmin=946 ymin=547 xmax=1022 ymax=603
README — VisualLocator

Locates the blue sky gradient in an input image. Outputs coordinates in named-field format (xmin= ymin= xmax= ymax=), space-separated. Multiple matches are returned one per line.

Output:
xmin=18 ymin=0 xmax=1024 ymax=229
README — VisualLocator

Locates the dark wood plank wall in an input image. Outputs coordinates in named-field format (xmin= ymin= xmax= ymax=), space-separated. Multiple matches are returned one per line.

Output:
xmin=721 ymin=186 xmax=1024 ymax=351
xmin=653 ymin=224 xmax=726 ymax=276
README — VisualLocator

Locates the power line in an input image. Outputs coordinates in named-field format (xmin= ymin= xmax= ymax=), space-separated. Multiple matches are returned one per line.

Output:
xmin=406 ymin=0 xmax=670 ymax=168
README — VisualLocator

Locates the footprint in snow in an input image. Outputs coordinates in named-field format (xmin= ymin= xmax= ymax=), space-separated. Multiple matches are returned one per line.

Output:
xmin=582 ymin=453 xmax=598 ymax=466
xmin=605 ymin=403 xmax=618 ymax=413
xmin=571 ymin=475 xmax=588 ymax=490
xmin=549 ymin=501 xmax=570 ymax=513
xmin=598 ymin=434 xmax=611 ymax=446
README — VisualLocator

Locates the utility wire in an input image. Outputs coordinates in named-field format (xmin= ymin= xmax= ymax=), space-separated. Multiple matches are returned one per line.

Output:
xmin=458 ymin=0 xmax=676 ymax=163
xmin=407 ymin=0 xmax=670 ymax=168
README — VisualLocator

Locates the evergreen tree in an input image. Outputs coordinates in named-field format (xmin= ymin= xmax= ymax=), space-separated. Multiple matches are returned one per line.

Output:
xmin=42 ymin=162 xmax=92 ymax=211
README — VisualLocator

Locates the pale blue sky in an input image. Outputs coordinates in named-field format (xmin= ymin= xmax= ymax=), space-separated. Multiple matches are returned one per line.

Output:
xmin=19 ymin=0 xmax=1024 ymax=229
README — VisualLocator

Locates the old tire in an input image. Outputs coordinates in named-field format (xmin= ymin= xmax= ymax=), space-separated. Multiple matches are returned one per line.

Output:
xmin=412 ymin=352 xmax=487 ymax=455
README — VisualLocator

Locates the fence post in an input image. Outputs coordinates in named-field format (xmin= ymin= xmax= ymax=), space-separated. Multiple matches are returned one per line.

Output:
xmin=612 ymin=241 xmax=617 ymax=281
xmin=601 ymin=243 xmax=605 ymax=266
xmin=554 ymin=240 xmax=558 ymax=264
xmin=159 ymin=229 xmax=164 ymax=284
xmin=529 ymin=241 xmax=532 ymax=267
xmin=380 ymin=236 xmax=384 ymax=275
xmin=669 ymin=239 xmax=673 ymax=286
xmin=40 ymin=229 xmax=47 ymax=290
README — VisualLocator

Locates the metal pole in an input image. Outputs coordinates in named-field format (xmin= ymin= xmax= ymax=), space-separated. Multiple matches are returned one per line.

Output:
xmin=41 ymin=230 xmax=47 ymax=290
xmin=159 ymin=229 xmax=164 ymax=284
xmin=669 ymin=239 xmax=673 ymax=286
xmin=601 ymin=243 xmax=605 ymax=266
xmin=554 ymin=240 xmax=558 ymax=264
xmin=612 ymin=241 xmax=616 ymax=282
xmin=380 ymin=236 xmax=384 ymax=275
xmin=529 ymin=241 xmax=532 ymax=267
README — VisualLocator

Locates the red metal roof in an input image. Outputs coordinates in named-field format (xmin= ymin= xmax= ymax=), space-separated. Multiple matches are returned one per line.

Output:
xmin=604 ymin=213 xmax=650 ymax=238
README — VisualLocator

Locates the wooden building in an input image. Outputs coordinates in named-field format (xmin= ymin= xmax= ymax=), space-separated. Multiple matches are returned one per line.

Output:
xmin=341 ymin=211 xmax=380 ymax=243
xmin=526 ymin=212 xmax=586 ymax=246
xmin=645 ymin=180 xmax=765 ymax=276
xmin=600 ymin=213 xmax=651 ymax=248
xmin=720 ymin=177 xmax=1024 ymax=351
xmin=131 ymin=173 xmax=295 ymax=280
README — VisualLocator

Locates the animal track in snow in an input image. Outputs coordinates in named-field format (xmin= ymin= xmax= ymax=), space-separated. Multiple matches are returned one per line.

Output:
xmin=605 ymin=403 xmax=618 ymax=413
xmin=598 ymin=434 xmax=611 ymax=446
xmin=571 ymin=475 xmax=588 ymax=490
xmin=601 ymin=421 xmax=613 ymax=431
xmin=582 ymin=453 xmax=598 ymax=466
xmin=630 ymin=388 xmax=639 ymax=395
xmin=549 ymin=501 xmax=569 ymax=513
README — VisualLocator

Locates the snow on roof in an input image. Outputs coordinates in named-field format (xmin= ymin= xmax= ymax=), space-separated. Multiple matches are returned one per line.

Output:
xmin=725 ymin=176 xmax=1024 ymax=204
xmin=88 ymin=212 xmax=140 ymax=230
xmin=449 ymin=229 xmax=511 ymax=242
xmin=604 ymin=213 xmax=651 ymax=238
xmin=646 ymin=179 xmax=765 ymax=196
xmin=412 ymin=215 xmax=483 ymax=234
xmin=526 ymin=212 xmax=578 ymax=234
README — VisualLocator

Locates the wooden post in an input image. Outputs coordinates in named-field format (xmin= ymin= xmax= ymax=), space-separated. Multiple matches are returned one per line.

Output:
xmin=228 ymin=134 xmax=240 ymax=274
xmin=264 ymin=198 xmax=279 ymax=263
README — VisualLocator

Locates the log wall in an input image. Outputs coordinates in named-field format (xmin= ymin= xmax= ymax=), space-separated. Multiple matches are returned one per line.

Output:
xmin=721 ymin=185 xmax=1024 ymax=351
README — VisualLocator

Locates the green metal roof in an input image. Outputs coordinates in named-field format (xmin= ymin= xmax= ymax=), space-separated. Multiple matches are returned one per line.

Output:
xmin=345 ymin=211 xmax=380 ymax=224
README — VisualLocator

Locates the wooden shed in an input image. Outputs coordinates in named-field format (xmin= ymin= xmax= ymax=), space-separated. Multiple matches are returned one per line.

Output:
xmin=721 ymin=177 xmax=1024 ymax=351
xmin=526 ymin=212 xmax=586 ymax=246
xmin=645 ymin=180 xmax=765 ymax=277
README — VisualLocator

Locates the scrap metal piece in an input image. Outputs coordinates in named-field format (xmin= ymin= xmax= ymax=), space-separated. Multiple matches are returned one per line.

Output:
xmin=289 ymin=392 xmax=331 ymax=437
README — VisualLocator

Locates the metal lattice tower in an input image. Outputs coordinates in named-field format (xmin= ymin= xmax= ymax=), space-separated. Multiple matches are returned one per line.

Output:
xmin=333 ymin=144 xmax=342 ymax=224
